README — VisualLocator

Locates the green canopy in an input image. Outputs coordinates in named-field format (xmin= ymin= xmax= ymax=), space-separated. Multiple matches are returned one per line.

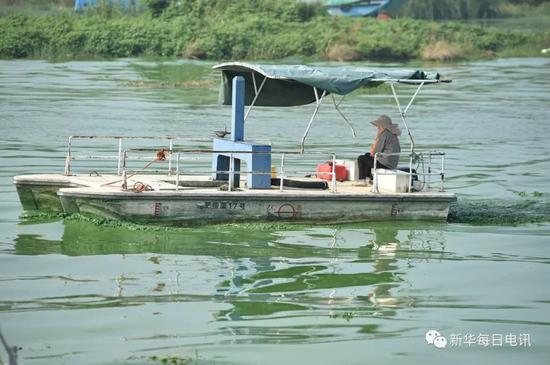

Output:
xmin=213 ymin=62 xmax=444 ymax=107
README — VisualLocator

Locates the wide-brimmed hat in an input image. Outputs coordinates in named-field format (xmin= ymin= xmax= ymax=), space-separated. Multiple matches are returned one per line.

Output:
xmin=370 ymin=115 xmax=402 ymax=136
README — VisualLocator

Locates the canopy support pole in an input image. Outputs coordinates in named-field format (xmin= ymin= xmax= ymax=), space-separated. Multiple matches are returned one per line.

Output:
xmin=332 ymin=94 xmax=356 ymax=139
xmin=404 ymin=81 xmax=424 ymax=115
xmin=244 ymin=73 xmax=267 ymax=122
xmin=390 ymin=82 xmax=424 ymax=154
xmin=390 ymin=81 xmax=424 ymax=193
xmin=300 ymin=87 xmax=326 ymax=153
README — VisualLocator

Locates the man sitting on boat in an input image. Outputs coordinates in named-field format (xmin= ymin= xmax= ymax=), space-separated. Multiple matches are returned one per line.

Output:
xmin=356 ymin=115 xmax=401 ymax=186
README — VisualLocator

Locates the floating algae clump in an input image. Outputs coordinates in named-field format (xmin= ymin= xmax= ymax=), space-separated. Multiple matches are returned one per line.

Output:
xmin=448 ymin=199 xmax=550 ymax=225
xmin=61 ymin=213 xmax=335 ymax=232
xmin=20 ymin=199 xmax=550 ymax=228
xmin=19 ymin=210 xmax=66 ymax=225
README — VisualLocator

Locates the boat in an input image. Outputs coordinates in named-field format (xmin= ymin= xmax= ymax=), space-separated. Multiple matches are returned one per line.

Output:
xmin=325 ymin=0 xmax=407 ymax=17
xmin=74 ymin=0 xmax=136 ymax=12
xmin=14 ymin=62 xmax=456 ymax=225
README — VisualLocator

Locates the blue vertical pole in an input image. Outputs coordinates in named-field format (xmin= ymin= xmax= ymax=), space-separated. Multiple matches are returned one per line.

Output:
xmin=231 ymin=76 xmax=245 ymax=142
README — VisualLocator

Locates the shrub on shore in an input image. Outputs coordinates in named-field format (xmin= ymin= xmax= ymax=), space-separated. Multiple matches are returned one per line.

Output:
xmin=325 ymin=43 xmax=361 ymax=61
xmin=421 ymin=41 xmax=467 ymax=61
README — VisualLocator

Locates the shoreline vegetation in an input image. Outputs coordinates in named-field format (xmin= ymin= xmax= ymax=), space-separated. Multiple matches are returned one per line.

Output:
xmin=0 ymin=0 xmax=549 ymax=62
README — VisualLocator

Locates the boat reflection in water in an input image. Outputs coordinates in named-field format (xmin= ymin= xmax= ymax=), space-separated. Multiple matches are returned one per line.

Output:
xmin=13 ymin=218 xmax=448 ymax=341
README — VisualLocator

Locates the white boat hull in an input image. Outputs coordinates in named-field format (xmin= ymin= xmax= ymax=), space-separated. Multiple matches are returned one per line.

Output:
xmin=15 ymin=174 xmax=456 ymax=225
xmin=58 ymin=189 xmax=455 ymax=224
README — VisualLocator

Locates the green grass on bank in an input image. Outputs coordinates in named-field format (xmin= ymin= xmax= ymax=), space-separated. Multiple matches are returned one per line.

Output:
xmin=0 ymin=0 xmax=548 ymax=61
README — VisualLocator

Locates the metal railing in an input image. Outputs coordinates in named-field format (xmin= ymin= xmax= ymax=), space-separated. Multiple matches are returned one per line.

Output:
xmin=63 ymin=135 xmax=212 ymax=176
xmin=119 ymin=148 xmax=340 ymax=193
xmin=373 ymin=151 xmax=446 ymax=193
xmin=62 ymin=135 xmax=447 ymax=194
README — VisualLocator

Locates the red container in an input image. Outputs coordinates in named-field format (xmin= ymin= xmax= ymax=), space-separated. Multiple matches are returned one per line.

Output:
xmin=316 ymin=162 xmax=348 ymax=182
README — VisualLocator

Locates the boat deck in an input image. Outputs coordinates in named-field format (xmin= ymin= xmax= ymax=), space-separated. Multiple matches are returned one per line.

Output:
xmin=14 ymin=173 xmax=453 ymax=199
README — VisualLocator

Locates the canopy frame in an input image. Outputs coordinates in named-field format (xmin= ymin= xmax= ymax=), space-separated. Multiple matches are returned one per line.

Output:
xmin=244 ymin=72 xmax=267 ymax=122
xmin=242 ymin=71 xmax=359 ymax=151
xmin=332 ymin=94 xmax=357 ymax=139
xmin=390 ymin=81 xmax=425 ymax=191
xmin=390 ymin=81 xmax=425 ymax=154
xmin=300 ymin=87 xmax=327 ymax=153
xmin=214 ymin=63 xmax=450 ymax=154
xmin=242 ymin=77 xmax=429 ymax=153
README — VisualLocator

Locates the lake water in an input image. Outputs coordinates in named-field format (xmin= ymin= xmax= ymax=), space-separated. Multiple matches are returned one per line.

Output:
xmin=0 ymin=58 xmax=549 ymax=364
